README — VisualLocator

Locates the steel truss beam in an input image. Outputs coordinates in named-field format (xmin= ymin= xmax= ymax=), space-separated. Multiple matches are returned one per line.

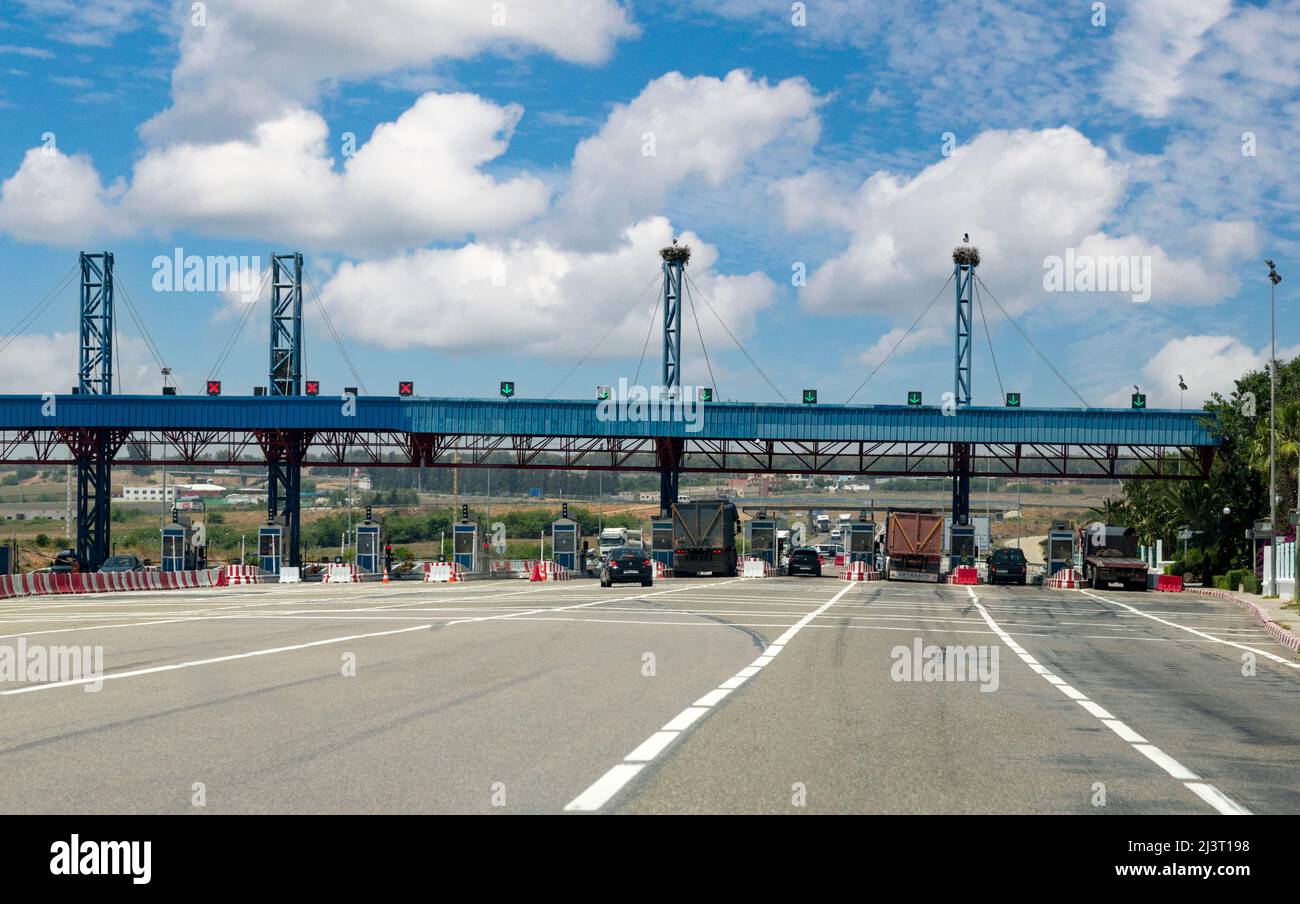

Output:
xmin=0 ymin=431 xmax=1214 ymax=480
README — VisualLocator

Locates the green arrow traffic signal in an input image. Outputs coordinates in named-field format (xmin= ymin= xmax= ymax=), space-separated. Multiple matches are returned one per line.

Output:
xmin=907 ymin=391 xmax=923 ymax=406
xmin=500 ymin=381 xmax=515 ymax=399
xmin=1005 ymin=392 xmax=1021 ymax=408
xmin=596 ymin=385 xmax=611 ymax=401
xmin=698 ymin=387 xmax=713 ymax=402
xmin=802 ymin=389 xmax=817 ymax=404
xmin=1131 ymin=392 xmax=1146 ymax=409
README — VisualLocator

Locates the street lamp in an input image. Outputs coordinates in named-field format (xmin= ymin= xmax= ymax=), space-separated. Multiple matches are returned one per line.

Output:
xmin=1177 ymin=374 xmax=1187 ymax=410
xmin=1266 ymin=260 xmax=1281 ymax=596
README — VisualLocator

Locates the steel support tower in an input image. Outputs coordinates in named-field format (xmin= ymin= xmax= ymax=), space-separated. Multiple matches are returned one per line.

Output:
xmin=951 ymin=246 xmax=979 ymax=525
xmin=658 ymin=242 xmax=690 ymax=515
xmin=76 ymin=252 xmax=114 ymax=570
xmin=266 ymin=252 xmax=305 ymax=567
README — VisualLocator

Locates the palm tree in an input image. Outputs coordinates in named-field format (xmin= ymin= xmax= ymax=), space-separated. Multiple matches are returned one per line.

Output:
xmin=1088 ymin=497 xmax=1130 ymax=524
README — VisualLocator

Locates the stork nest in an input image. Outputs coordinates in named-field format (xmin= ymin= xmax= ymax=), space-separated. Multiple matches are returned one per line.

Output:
xmin=660 ymin=244 xmax=692 ymax=263
xmin=952 ymin=246 xmax=981 ymax=266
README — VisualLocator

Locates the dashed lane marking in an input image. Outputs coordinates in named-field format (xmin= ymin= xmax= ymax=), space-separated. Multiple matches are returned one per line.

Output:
xmin=564 ymin=581 xmax=860 ymax=813
xmin=967 ymin=586 xmax=1250 ymax=816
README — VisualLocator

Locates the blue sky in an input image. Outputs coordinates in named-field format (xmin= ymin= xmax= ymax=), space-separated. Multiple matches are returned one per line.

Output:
xmin=0 ymin=0 xmax=1296 ymax=409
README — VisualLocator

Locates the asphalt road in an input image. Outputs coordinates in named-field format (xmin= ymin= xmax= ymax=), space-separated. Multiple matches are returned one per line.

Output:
xmin=0 ymin=574 xmax=1296 ymax=814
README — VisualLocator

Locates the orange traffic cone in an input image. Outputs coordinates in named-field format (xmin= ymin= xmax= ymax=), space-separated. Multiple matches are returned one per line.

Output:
xmin=382 ymin=565 xmax=391 ymax=584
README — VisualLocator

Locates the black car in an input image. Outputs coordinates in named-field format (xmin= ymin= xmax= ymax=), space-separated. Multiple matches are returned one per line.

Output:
xmin=99 ymin=554 xmax=144 ymax=574
xmin=785 ymin=547 xmax=822 ymax=577
xmin=987 ymin=547 xmax=1028 ymax=585
xmin=600 ymin=547 xmax=654 ymax=587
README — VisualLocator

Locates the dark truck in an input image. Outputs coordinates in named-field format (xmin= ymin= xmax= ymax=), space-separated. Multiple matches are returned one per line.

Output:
xmin=1080 ymin=524 xmax=1149 ymax=591
xmin=671 ymin=500 xmax=739 ymax=577
xmin=884 ymin=510 xmax=944 ymax=582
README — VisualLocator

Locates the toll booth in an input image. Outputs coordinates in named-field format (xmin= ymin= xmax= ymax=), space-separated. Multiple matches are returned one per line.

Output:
xmin=950 ymin=523 xmax=977 ymax=568
xmin=160 ymin=525 xmax=187 ymax=572
xmin=453 ymin=521 xmax=479 ymax=572
xmin=1047 ymin=521 xmax=1076 ymax=577
xmin=749 ymin=518 xmax=778 ymax=566
xmin=355 ymin=522 xmax=381 ymax=574
xmin=259 ymin=524 xmax=283 ymax=575
xmin=847 ymin=520 xmax=875 ymax=564
xmin=551 ymin=517 xmax=578 ymax=571
xmin=0 ymin=542 xmax=13 ymax=575
xmin=650 ymin=518 xmax=674 ymax=567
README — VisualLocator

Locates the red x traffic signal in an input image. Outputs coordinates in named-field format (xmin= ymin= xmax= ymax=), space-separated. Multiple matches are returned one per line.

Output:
xmin=206 ymin=380 xmax=222 ymax=396
xmin=398 ymin=381 xmax=414 ymax=397
xmin=305 ymin=380 xmax=320 ymax=396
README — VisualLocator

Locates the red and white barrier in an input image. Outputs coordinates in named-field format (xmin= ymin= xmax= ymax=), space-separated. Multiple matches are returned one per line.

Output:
xmin=323 ymin=563 xmax=362 ymax=584
xmin=222 ymin=565 xmax=263 ymax=586
xmin=947 ymin=566 xmax=980 ymax=585
xmin=741 ymin=557 xmax=777 ymax=578
xmin=423 ymin=562 xmax=466 ymax=583
xmin=842 ymin=560 xmax=881 ymax=581
xmin=0 ymin=567 xmax=227 ymax=599
xmin=1190 ymin=587 xmax=1300 ymax=652
xmin=1045 ymin=568 xmax=1081 ymax=589
xmin=530 ymin=561 xmax=572 ymax=582
xmin=654 ymin=561 xmax=671 ymax=580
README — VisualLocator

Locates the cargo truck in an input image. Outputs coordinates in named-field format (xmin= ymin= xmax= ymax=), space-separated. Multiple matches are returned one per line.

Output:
xmin=883 ymin=510 xmax=944 ymax=582
xmin=671 ymin=500 xmax=739 ymax=577
xmin=1079 ymin=524 xmax=1148 ymax=591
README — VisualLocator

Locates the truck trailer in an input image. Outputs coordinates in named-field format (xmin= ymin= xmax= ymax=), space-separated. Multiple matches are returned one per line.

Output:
xmin=1079 ymin=524 xmax=1148 ymax=591
xmin=671 ymin=500 xmax=739 ymax=577
xmin=883 ymin=510 xmax=944 ymax=582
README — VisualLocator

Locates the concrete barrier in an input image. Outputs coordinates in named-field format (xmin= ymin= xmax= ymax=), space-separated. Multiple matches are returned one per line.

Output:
xmin=0 ymin=567 xmax=226 ymax=599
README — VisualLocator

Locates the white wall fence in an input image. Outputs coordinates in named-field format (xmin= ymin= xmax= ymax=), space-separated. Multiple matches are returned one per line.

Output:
xmin=1263 ymin=540 xmax=1297 ymax=598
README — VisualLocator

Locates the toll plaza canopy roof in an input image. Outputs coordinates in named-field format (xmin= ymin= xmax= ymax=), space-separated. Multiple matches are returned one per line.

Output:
xmin=0 ymin=395 xmax=1220 ymax=447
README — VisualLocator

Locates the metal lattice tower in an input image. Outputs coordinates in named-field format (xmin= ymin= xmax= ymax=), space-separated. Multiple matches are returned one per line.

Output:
xmin=266 ymin=252 xmax=305 ymax=568
xmin=951 ymin=245 xmax=980 ymax=525
xmin=658 ymin=242 xmax=691 ymax=515
xmin=76 ymin=252 xmax=115 ymax=569
xmin=953 ymin=246 xmax=978 ymax=407
xmin=269 ymin=252 xmax=303 ymax=397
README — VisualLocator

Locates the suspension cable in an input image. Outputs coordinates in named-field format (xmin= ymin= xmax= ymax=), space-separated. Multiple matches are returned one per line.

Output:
xmin=975 ymin=275 xmax=1091 ymax=408
xmin=114 ymin=274 xmax=175 ymax=391
xmin=633 ymin=283 xmax=663 ymax=387
xmin=206 ymin=265 xmax=270 ymax=384
xmin=683 ymin=271 xmax=788 ymax=403
xmin=0 ymin=263 xmax=78 ymax=356
xmin=844 ymin=273 xmax=954 ymax=404
xmin=973 ymin=278 xmax=1005 ymax=400
xmin=304 ymin=273 xmax=369 ymax=395
xmin=547 ymin=268 xmax=663 ymax=398
xmin=683 ymin=276 xmax=719 ymax=399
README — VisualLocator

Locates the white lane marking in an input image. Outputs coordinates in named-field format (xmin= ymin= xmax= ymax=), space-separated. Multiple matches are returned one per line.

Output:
xmin=1082 ymin=589 xmax=1300 ymax=670
xmin=564 ymin=581 xmax=859 ymax=813
xmin=0 ymin=624 xmax=435 ymax=696
xmin=0 ymin=586 xmax=687 ymax=696
xmin=966 ymin=586 xmax=1251 ymax=816
xmin=564 ymin=764 xmax=645 ymax=812
xmin=1185 ymin=782 xmax=1251 ymax=815
xmin=1078 ymin=700 xmax=1114 ymax=720
xmin=1133 ymin=744 xmax=1199 ymax=781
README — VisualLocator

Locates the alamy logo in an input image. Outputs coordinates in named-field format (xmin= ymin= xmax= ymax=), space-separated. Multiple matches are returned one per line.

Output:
xmin=596 ymin=378 xmax=706 ymax=433
xmin=50 ymin=835 xmax=151 ymax=885
xmin=890 ymin=639 xmax=999 ymax=692
xmin=0 ymin=639 xmax=103 ymax=691
xmin=152 ymin=248 xmax=262 ymax=301
xmin=1042 ymin=248 xmax=1151 ymax=303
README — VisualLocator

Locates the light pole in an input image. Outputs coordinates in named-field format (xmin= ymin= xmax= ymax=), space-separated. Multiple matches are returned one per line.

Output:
xmin=1178 ymin=374 xmax=1187 ymax=411
xmin=1267 ymin=260 xmax=1281 ymax=595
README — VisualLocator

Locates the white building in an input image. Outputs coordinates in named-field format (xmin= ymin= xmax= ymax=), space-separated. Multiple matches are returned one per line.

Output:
xmin=122 ymin=485 xmax=177 ymax=503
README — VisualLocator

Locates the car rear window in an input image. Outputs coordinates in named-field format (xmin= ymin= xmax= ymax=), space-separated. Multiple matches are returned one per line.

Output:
xmin=791 ymin=550 xmax=818 ymax=561
xmin=993 ymin=549 xmax=1026 ymax=564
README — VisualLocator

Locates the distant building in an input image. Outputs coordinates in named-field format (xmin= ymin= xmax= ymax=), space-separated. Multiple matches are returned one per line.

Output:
xmin=122 ymin=485 xmax=177 ymax=503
